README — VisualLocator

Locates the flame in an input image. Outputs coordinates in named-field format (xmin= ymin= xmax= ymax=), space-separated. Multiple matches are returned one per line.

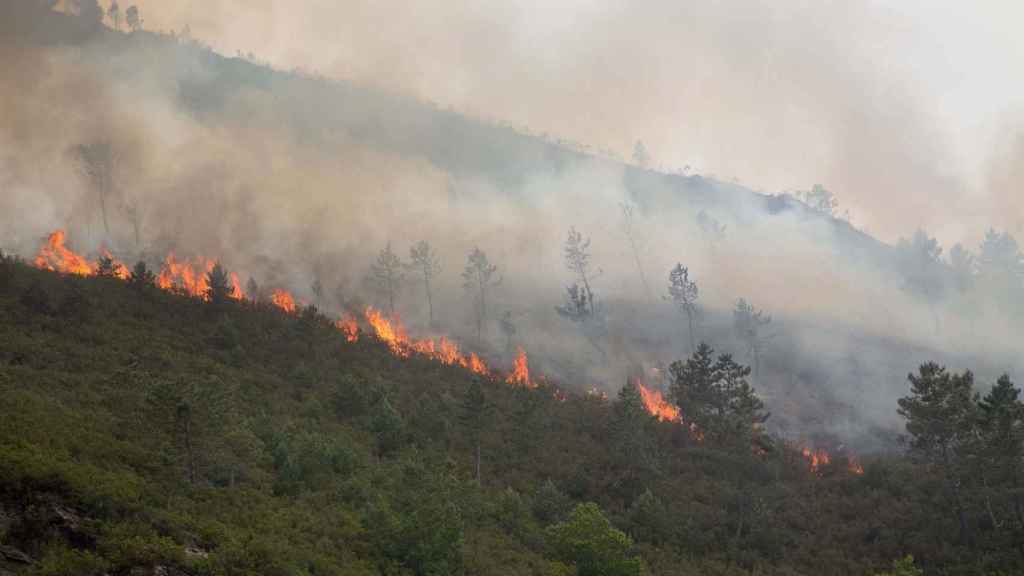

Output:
xmin=33 ymin=230 xmax=133 ymax=281
xmin=335 ymin=315 xmax=359 ymax=342
xmin=636 ymin=380 xmax=681 ymax=423
xmin=33 ymin=230 xmax=97 ymax=276
xmin=157 ymin=253 xmax=214 ymax=298
xmin=801 ymin=446 xmax=864 ymax=475
xmin=466 ymin=352 xmax=487 ymax=375
xmin=31 ymin=232 xmax=563 ymax=400
xmin=100 ymin=250 xmax=131 ymax=279
xmin=506 ymin=347 xmax=534 ymax=388
xmin=34 ymin=231 xmax=248 ymax=301
xmin=363 ymin=307 xmax=493 ymax=376
xmin=365 ymin=306 xmax=409 ymax=355
xmin=271 ymin=289 xmax=297 ymax=313
xmin=230 ymin=273 xmax=245 ymax=300
xmin=802 ymin=447 xmax=832 ymax=472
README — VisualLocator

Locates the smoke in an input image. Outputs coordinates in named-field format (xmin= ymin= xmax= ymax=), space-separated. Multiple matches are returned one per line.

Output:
xmin=124 ymin=0 xmax=1024 ymax=244
xmin=2 ymin=1 xmax=1022 ymax=450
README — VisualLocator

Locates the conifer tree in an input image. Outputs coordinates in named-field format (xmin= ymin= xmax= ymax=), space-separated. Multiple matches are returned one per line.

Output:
xmin=128 ymin=260 xmax=155 ymax=291
xmin=205 ymin=262 xmax=232 ymax=306
xmin=460 ymin=379 xmax=493 ymax=485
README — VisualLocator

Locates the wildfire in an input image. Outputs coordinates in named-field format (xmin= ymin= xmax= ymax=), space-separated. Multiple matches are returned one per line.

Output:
xmin=362 ymin=306 xmax=492 ymax=376
xmin=635 ymin=380 xmax=681 ymax=423
xmin=230 ymin=273 xmax=245 ymax=300
xmin=33 ymin=230 xmax=130 ymax=279
xmin=801 ymin=446 xmax=865 ymax=476
xmin=271 ymin=289 xmax=297 ymax=313
xmin=335 ymin=315 xmax=359 ymax=342
xmin=467 ymin=352 xmax=488 ymax=375
xmin=506 ymin=347 xmax=534 ymax=388
xmin=365 ymin=306 xmax=409 ymax=355
xmin=802 ymin=447 xmax=831 ymax=472
xmin=157 ymin=253 xmax=214 ymax=298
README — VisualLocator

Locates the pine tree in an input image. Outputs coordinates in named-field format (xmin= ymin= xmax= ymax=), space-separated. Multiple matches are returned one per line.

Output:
xmin=898 ymin=363 xmax=978 ymax=541
xmin=245 ymin=276 xmax=260 ymax=303
xmin=409 ymin=240 xmax=441 ymax=326
xmin=370 ymin=242 xmax=404 ymax=316
xmin=667 ymin=263 xmax=699 ymax=353
xmin=128 ymin=260 xmax=155 ymax=291
xmin=125 ymin=5 xmax=141 ymax=32
xmin=460 ymin=379 xmax=492 ymax=485
xmin=610 ymin=380 xmax=656 ymax=480
xmin=205 ymin=262 xmax=232 ymax=306
xmin=0 ymin=250 xmax=14 ymax=294
xmin=462 ymin=247 xmax=499 ymax=341
xmin=670 ymin=343 xmax=768 ymax=448
xmin=978 ymin=375 xmax=1024 ymax=532
xmin=96 ymin=254 xmax=119 ymax=278
xmin=733 ymin=298 xmax=771 ymax=382
xmin=557 ymin=227 xmax=598 ymax=321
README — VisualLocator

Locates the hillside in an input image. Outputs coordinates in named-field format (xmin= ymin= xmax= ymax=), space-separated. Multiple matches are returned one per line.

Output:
xmin=2 ymin=0 xmax=975 ymax=455
xmin=0 ymin=249 xmax=1020 ymax=575
xmin=3 ymin=5 xmax=1024 ymax=574
xmin=0 ymin=0 xmax=887 ymax=258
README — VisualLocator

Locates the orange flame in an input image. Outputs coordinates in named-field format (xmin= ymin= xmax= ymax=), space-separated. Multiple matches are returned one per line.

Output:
xmin=363 ymin=307 xmax=493 ymax=376
xmin=157 ymin=253 xmax=214 ymax=298
xmin=506 ymin=347 xmax=534 ymax=388
xmin=801 ymin=446 xmax=864 ymax=475
xmin=34 ymin=230 xmax=97 ymax=276
xmin=271 ymin=289 xmax=297 ymax=313
xmin=466 ymin=352 xmax=488 ymax=375
xmin=230 ymin=273 xmax=245 ymax=300
xmin=335 ymin=315 xmax=359 ymax=342
xmin=100 ymin=250 xmax=131 ymax=279
xmin=802 ymin=447 xmax=831 ymax=472
xmin=31 ymin=232 xmax=568 ymax=401
xmin=365 ymin=306 xmax=408 ymax=355
xmin=33 ymin=230 xmax=133 ymax=280
xmin=636 ymin=380 xmax=681 ymax=423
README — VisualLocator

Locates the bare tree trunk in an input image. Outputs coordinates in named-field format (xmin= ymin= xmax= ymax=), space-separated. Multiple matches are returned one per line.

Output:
xmin=477 ymin=280 xmax=486 ymax=341
xmin=387 ymin=276 xmax=395 ymax=316
xmin=627 ymin=234 xmax=652 ymax=300
xmin=424 ymin=275 xmax=433 ymax=326
xmin=98 ymin=171 xmax=110 ymax=239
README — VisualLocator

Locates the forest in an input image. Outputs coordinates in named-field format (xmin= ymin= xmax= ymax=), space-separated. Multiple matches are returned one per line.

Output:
xmin=3 ymin=233 xmax=1024 ymax=575
xmin=3 ymin=2 xmax=1024 ymax=575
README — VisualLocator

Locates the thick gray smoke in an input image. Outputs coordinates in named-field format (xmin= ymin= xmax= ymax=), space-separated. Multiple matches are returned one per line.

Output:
xmin=2 ymin=1 xmax=1022 ymax=451
xmin=126 ymin=0 xmax=1024 ymax=244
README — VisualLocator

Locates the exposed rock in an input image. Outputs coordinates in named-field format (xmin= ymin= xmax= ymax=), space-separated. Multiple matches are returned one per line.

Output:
xmin=130 ymin=566 xmax=193 ymax=576
xmin=183 ymin=544 xmax=209 ymax=559
xmin=0 ymin=543 xmax=33 ymax=564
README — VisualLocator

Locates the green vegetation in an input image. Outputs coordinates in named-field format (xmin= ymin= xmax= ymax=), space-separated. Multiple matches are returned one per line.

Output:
xmin=1 ymin=257 xmax=1022 ymax=575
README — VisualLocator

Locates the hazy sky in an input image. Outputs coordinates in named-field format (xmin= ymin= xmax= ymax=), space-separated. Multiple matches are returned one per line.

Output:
xmin=127 ymin=0 xmax=1024 ymax=245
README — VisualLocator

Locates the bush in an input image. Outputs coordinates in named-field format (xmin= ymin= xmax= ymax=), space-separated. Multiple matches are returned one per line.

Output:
xmin=36 ymin=548 xmax=111 ymax=576
xmin=545 ymin=503 xmax=645 ymax=576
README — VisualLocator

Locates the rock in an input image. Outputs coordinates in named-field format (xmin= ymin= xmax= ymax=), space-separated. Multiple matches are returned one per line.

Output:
xmin=183 ymin=544 xmax=209 ymax=559
xmin=0 ymin=543 xmax=33 ymax=564
xmin=50 ymin=503 xmax=83 ymax=531
xmin=129 ymin=565 xmax=193 ymax=576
